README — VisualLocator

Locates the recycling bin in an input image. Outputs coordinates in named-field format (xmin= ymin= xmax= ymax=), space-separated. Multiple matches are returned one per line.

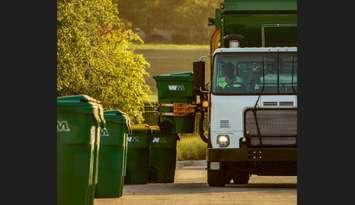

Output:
xmin=124 ymin=124 xmax=151 ymax=184
xmin=57 ymin=95 xmax=104 ymax=205
xmin=153 ymin=72 xmax=195 ymax=133
xmin=148 ymin=126 xmax=179 ymax=183
xmin=95 ymin=110 xmax=130 ymax=198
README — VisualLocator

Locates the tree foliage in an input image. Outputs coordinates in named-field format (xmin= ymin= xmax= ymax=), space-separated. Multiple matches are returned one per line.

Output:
xmin=117 ymin=0 xmax=221 ymax=44
xmin=57 ymin=0 xmax=151 ymax=123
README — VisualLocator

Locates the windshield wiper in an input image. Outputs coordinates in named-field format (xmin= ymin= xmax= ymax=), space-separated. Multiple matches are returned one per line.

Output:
xmin=291 ymin=56 xmax=296 ymax=93
xmin=277 ymin=52 xmax=280 ymax=93
xmin=252 ymin=58 xmax=266 ymax=146
xmin=253 ymin=60 xmax=265 ymax=108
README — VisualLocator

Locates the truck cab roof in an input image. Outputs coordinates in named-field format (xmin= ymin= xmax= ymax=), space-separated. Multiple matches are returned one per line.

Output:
xmin=213 ymin=47 xmax=297 ymax=56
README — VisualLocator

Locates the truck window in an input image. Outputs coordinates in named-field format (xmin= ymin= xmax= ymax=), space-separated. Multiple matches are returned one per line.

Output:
xmin=212 ymin=52 xmax=297 ymax=95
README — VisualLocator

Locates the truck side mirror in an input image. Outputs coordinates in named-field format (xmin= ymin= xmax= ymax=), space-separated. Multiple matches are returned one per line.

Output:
xmin=193 ymin=60 xmax=206 ymax=96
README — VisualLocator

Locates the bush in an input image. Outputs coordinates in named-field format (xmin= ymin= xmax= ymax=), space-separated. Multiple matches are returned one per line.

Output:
xmin=177 ymin=133 xmax=207 ymax=160
xmin=57 ymin=0 xmax=151 ymax=123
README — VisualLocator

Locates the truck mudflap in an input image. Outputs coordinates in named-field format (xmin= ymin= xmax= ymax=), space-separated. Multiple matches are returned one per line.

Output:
xmin=208 ymin=147 xmax=297 ymax=162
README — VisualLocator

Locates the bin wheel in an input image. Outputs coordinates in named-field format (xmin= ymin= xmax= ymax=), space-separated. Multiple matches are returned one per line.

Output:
xmin=207 ymin=169 xmax=228 ymax=187
xmin=233 ymin=173 xmax=250 ymax=184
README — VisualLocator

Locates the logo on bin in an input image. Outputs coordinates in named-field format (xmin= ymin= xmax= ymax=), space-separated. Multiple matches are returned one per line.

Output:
xmin=168 ymin=85 xmax=184 ymax=91
xmin=128 ymin=136 xmax=139 ymax=143
xmin=152 ymin=137 xmax=167 ymax=143
xmin=152 ymin=137 xmax=160 ymax=143
xmin=100 ymin=128 xmax=109 ymax=137
xmin=57 ymin=121 xmax=70 ymax=132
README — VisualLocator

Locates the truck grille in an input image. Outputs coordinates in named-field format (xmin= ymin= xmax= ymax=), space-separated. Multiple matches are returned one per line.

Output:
xmin=263 ymin=101 xmax=278 ymax=106
xmin=279 ymin=101 xmax=294 ymax=106
xmin=249 ymin=137 xmax=296 ymax=146
xmin=219 ymin=120 xmax=230 ymax=128
xmin=244 ymin=108 xmax=297 ymax=146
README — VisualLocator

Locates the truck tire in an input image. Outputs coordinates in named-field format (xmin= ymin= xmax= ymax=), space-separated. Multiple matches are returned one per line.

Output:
xmin=233 ymin=173 xmax=250 ymax=184
xmin=207 ymin=169 xmax=228 ymax=187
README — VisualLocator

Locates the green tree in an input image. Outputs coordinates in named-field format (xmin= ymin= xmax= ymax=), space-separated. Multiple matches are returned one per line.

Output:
xmin=116 ymin=0 xmax=221 ymax=44
xmin=174 ymin=0 xmax=220 ymax=43
xmin=57 ymin=0 xmax=151 ymax=122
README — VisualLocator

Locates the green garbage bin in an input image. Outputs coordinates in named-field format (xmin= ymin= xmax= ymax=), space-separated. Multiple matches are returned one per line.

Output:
xmin=148 ymin=126 xmax=179 ymax=183
xmin=153 ymin=72 xmax=195 ymax=133
xmin=57 ymin=95 xmax=104 ymax=205
xmin=95 ymin=110 xmax=130 ymax=198
xmin=125 ymin=124 xmax=151 ymax=184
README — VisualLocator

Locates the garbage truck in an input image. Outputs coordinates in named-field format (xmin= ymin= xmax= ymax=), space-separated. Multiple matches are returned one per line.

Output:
xmin=193 ymin=0 xmax=298 ymax=186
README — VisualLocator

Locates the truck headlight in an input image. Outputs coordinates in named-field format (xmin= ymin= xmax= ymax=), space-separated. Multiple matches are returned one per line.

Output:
xmin=217 ymin=135 xmax=230 ymax=147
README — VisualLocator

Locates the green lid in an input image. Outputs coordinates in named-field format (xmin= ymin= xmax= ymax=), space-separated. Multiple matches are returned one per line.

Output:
xmin=57 ymin=95 xmax=102 ymax=106
xmin=153 ymin=71 xmax=193 ymax=81
xmin=104 ymin=110 xmax=131 ymax=129
xmin=57 ymin=95 xmax=105 ymax=125
xmin=104 ymin=110 xmax=127 ymax=122
xmin=149 ymin=125 xmax=160 ymax=135
xmin=130 ymin=124 xmax=151 ymax=132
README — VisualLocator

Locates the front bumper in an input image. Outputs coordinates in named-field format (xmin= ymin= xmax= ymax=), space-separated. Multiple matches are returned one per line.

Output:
xmin=208 ymin=147 xmax=297 ymax=162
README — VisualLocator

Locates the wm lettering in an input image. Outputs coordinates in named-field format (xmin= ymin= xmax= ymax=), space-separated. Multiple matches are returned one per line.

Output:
xmin=100 ymin=128 xmax=109 ymax=137
xmin=168 ymin=85 xmax=184 ymax=91
xmin=128 ymin=136 xmax=139 ymax=143
xmin=152 ymin=137 xmax=160 ymax=143
xmin=57 ymin=121 xmax=70 ymax=132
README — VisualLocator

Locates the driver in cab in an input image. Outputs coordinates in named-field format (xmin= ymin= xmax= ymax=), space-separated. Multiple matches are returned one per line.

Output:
xmin=218 ymin=62 xmax=244 ymax=91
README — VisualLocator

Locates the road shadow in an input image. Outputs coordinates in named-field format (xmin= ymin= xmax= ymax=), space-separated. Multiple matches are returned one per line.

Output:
xmin=227 ymin=183 xmax=297 ymax=189
xmin=123 ymin=182 xmax=297 ymax=196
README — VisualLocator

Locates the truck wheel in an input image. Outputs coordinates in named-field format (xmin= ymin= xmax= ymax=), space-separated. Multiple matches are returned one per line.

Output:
xmin=207 ymin=169 xmax=228 ymax=187
xmin=233 ymin=173 xmax=250 ymax=184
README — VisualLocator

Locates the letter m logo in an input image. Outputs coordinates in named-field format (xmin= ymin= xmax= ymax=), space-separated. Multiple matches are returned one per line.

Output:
xmin=152 ymin=137 xmax=160 ymax=143
xmin=57 ymin=121 xmax=70 ymax=132
xmin=168 ymin=85 xmax=184 ymax=91
xmin=168 ymin=85 xmax=178 ymax=91
xmin=128 ymin=137 xmax=133 ymax=142
xmin=100 ymin=128 xmax=109 ymax=137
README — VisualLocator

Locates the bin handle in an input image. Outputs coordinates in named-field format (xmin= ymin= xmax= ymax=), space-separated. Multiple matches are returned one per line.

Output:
xmin=125 ymin=116 xmax=132 ymax=135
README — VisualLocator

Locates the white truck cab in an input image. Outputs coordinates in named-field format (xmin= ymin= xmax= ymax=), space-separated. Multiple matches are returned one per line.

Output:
xmin=210 ymin=47 xmax=297 ymax=149
xmin=204 ymin=47 xmax=298 ymax=186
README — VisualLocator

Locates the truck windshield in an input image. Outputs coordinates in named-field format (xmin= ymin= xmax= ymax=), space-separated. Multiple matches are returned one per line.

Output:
xmin=212 ymin=52 xmax=297 ymax=95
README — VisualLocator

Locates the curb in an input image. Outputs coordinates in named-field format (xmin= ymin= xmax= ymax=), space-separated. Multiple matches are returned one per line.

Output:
xmin=176 ymin=160 xmax=207 ymax=169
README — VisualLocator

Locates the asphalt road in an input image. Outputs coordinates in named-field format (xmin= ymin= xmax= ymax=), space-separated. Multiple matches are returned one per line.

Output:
xmin=95 ymin=164 xmax=297 ymax=205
